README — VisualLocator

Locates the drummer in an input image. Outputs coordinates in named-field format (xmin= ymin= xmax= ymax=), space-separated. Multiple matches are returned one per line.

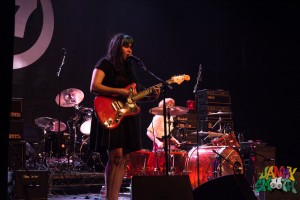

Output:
xmin=146 ymin=98 xmax=181 ymax=152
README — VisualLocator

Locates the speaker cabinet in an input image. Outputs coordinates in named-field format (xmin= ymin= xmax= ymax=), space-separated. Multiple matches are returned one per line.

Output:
xmin=131 ymin=175 xmax=193 ymax=200
xmin=14 ymin=170 xmax=49 ymax=200
xmin=193 ymin=174 xmax=257 ymax=200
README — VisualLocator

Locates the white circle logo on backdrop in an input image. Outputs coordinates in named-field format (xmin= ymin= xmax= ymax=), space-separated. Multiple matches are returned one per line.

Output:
xmin=14 ymin=0 xmax=54 ymax=69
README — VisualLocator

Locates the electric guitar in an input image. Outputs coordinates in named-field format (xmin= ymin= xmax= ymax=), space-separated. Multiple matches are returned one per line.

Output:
xmin=94 ymin=74 xmax=190 ymax=130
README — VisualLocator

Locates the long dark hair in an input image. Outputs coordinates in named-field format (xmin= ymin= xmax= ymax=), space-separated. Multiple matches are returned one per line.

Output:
xmin=106 ymin=33 xmax=134 ymax=72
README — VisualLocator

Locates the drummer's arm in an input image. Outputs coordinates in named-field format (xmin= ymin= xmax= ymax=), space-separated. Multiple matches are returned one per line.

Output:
xmin=147 ymin=130 xmax=164 ymax=148
xmin=170 ymin=136 xmax=180 ymax=147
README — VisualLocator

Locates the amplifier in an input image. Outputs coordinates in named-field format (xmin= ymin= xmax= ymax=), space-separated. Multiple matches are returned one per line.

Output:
xmin=197 ymin=89 xmax=231 ymax=105
xmin=8 ymin=140 xmax=26 ymax=170
xmin=9 ymin=119 xmax=24 ymax=140
xmin=11 ymin=97 xmax=23 ymax=119
xmin=175 ymin=113 xmax=197 ymax=129
xmin=197 ymin=105 xmax=232 ymax=120
xmin=14 ymin=170 xmax=49 ymax=200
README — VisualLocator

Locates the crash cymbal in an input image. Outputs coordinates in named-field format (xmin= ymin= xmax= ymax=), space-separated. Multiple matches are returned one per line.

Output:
xmin=55 ymin=88 xmax=84 ymax=107
xmin=207 ymin=111 xmax=232 ymax=116
xmin=149 ymin=106 xmax=189 ymax=116
xmin=35 ymin=117 xmax=66 ymax=132
xmin=190 ymin=131 xmax=224 ymax=138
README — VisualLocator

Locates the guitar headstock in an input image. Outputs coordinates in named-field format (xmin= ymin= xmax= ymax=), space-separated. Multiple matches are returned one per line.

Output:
xmin=168 ymin=74 xmax=191 ymax=85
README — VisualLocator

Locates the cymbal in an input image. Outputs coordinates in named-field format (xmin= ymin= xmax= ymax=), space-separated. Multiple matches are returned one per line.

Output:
xmin=35 ymin=117 xmax=66 ymax=132
xmin=149 ymin=106 xmax=189 ymax=116
xmin=190 ymin=131 xmax=224 ymax=138
xmin=207 ymin=111 xmax=232 ymax=116
xmin=190 ymin=131 xmax=209 ymax=137
xmin=55 ymin=88 xmax=84 ymax=107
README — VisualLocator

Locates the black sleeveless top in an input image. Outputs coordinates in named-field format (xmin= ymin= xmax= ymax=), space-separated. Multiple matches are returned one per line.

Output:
xmin=90 ymin=58 xmax=142 ymax=154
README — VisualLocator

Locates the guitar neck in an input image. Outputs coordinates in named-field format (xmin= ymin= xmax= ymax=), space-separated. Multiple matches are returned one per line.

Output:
xmin=131 ymin=83 xmax=163 ymax=102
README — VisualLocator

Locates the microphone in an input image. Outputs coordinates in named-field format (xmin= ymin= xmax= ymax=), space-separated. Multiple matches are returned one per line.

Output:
xmin=193 ymin=64 xmax=202 ymax=93
xmin=57 ymin=48 xmax=67 ymax=77
xmin=128 ymin=55 xmax=141 ymax=62
xmin=61 ymin=48 xmax=67 ymax=55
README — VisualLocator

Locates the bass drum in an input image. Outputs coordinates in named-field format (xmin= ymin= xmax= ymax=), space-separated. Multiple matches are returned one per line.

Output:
xmin=186 ymin=146 xmax=244 ymax=189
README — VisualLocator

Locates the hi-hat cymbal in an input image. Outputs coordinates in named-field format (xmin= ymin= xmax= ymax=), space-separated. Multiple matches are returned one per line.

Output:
xmin=55 ymin=88 xmax=84 ymax=107
xmin=35 ymin=117 xmax=66 ymax=132
xmin=149 ymin=106 xmax=189 ymax=116
xmin=207 ymin=111 xmax=232 ymax=116
xmin=190 ymin=131 xmax=209 ymax=137
xmin=190 ymin=131 xmax=224 ymax=138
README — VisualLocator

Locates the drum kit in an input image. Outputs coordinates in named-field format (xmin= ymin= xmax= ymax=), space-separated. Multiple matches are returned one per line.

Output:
xmin=34 ymin=88 xmax=93 ymax=171
xmin=126 ymin=107 xmax=245 ymax=189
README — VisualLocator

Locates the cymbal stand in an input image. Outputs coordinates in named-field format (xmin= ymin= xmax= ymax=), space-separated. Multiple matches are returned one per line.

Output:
xmin=40 ymin=129 xmax=49 ymax=166
xmin=69 ymin=107 xmax=83 ymax=170
xmin=151 ymin=134 xmax=161 ymax=175
xmin=212 ymin=115 xmax=222 ymax=133
xmin=39 ymin=128 xmax=55 ymax=168
xmin=166 ymin=109 xmax=175 ymax=175
xmin=66 ymin=115 xmax=78 ymax=169
xmin=193 ymin=64 xmax=202 ymax=186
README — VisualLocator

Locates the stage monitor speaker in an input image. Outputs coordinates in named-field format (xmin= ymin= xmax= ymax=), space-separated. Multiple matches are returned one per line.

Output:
xmin=14 ymin=170 xmax=49 ymax=200
xmin=131 ymin=175 xmax=193 ymax=200
xmin=193 ymin=174 xmax=257 ymax=200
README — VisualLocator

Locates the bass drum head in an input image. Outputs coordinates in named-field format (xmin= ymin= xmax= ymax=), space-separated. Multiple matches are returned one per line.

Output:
xmin=186 ymin=146 xmax=244 ymax=189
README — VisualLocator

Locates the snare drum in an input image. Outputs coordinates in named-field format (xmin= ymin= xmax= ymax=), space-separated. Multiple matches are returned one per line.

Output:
xmin=186 ymin=146 xmax=244 ymax=189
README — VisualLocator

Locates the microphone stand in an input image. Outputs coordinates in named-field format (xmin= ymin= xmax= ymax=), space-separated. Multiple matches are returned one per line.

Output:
xmin=193 ymin=64 xmax=202 ymax=186
xmin=132 ymin=57 xmax=173 ymax=176
xmin=56 ymin=48 xmax=66 ymax=162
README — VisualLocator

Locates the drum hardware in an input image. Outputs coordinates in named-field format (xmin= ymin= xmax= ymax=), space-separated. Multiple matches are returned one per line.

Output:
xmin=65 ymin=117 xmax=83 ymax=169
xmin=207 ymin=111 xmax=232 ymax=116
xmin=190 ymin=131 xmax=223 ymax=138
xmin=212 ymin=149 xmax=243 ymax=177
xmin=35 ymin=117 xmax=67 ymax=165
xmin=212 ymin=115 xmax=223 ymax=133
xmin=169 ymin=154 xmax=177 ymax=175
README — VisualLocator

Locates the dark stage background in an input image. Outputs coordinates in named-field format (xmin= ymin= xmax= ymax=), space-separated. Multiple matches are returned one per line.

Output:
xmin=11 ymin=0 xmax=300 ymax=172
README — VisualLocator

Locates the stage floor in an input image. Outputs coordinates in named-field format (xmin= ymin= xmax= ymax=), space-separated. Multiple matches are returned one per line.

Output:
xmin=48 ymin=193 xmax=130 ymax=200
